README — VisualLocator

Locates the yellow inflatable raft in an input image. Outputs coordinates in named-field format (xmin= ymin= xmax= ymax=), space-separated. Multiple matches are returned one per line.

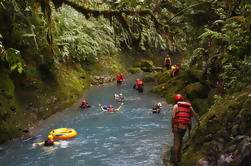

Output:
xmin=50 ymin=128 xmax=77 ymax=140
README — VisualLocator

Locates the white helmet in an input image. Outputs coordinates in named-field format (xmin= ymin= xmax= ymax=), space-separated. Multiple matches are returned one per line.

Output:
xmin=157 ymin=102 xmax=162 ymax=107
xmin=119 ymin=93 xmax=123 ymax=96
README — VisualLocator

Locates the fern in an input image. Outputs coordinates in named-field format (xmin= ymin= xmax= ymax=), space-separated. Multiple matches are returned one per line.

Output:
xmin=198 ymin=28 xmax=228 ymax=41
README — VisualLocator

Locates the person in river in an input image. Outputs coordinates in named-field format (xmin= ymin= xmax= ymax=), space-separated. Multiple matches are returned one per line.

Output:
xmin=99 ymin=103 xmax=124 ymax=112
xmin=114 ymin=93 xmax=124 ymax=102
xmin=136 ymin=80 xmax=144 ymax=93
xmin=133 ymin=78 xmax=144 ymax=93
xmin=151 ymin=102 xmax=162 ymax=114
xmin=80 ymin=100 xmax=90 ymax=109
xmin=33 ymin=135 xmax=60 ymax=146
xmin=116 ymin=73 xmax=125 ymax=84
xmin=133 ymin=78 xmax=140 ymax=89
xmin=171 ymin=94 xmax=200 ymax=164
xmin=164 ymin=53 xmax=172 ymax=69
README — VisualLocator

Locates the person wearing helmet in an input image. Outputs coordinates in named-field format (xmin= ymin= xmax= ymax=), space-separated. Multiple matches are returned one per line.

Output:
xmin=116 ymin=73 xmax=125 ymax=84
xmin=33 ymin=135 xmax=60 ymax=146
xmin=133 ymin=78 xmax=140 ymax=89
xmin=164 ymin=53 xmax=172 ymax=69
xmin=119 ymin=93 xmax=124 ymax=101
xmin=171 ymin=94 xmax=200 ymax=164
xmin=114 ymin=93 xmax=124 ymax=102
xmin=99 ymin=103 xmax=124 ymax=112
xmin=114 ymin=93 xmax=119 ymax=100
xmin=80 ymin=100 xmax=90 ymax=109
xmin=44 ymin=135 xmax=55 ymax=146
xmin=151 ymin=102 xmax=162 ymax=114
xmin=171 ymin=65 xmax=180 ymax=77
xmin=108 ymin=105 xmax=115 ymax=112
xmin=136 ymin=80 xmax=144 ymax=93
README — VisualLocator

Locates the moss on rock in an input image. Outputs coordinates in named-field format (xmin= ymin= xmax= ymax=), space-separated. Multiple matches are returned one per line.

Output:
xmin=185 ymin=82 xmax=209 ymax=99
xmin=128 ymin=67 xmax=143 ymax=74
xmin=157 ymin=70 xmax=172 ymax=84
xmin=180 ymin=86 xmax=251 ymax=165
xmin=0 ymin=69 xmax=25 ymax=143
xmin=191 ymin=98 xmax=208 ymax=115
xmin=139 ymin=59 xmax=155 ymax=72
xmin=142 ymin=72 xmax=161 ymax=82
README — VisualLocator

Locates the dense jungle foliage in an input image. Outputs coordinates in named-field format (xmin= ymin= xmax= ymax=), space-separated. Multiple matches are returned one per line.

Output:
xmin=0 ymin=0 xmax=251 ymax=165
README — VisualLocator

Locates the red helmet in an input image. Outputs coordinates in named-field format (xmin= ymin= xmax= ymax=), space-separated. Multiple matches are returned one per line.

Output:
xmin=82 ymin=100 xmax=87 ymax=104
xmin=120 ymin=73 xmax=123 ymax=76
xmin=108 ymin=105 xmax=113 ymax=108
xmin=174 ymin=94 xmax=183 ymax=101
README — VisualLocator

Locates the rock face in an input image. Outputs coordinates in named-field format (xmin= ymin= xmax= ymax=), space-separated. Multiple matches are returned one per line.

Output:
xmin=149 ymin=68 xmax=212 ymax=115
xmin=180 ymin=86 xmax=251 ymax=166
xmin=146 ymin=69 xmax=251 ymax=165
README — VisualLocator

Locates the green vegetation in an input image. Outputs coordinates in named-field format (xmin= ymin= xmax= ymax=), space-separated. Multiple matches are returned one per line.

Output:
xmin=0 ymin=0 xmax=168 ymax=143
xmin=143 ymin=0 xmax=251 ymax=165
xmin=0 ymin=0 xmax=250 ymax=165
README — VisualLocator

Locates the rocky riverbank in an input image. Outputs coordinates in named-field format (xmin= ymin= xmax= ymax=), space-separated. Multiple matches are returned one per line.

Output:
xmin=144 ymin=68 xmax=251 ymax=165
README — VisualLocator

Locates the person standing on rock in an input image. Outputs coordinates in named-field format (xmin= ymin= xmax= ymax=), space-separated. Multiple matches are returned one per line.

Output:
xmin=164 ymin=53 xmax=172 ymax=69
xmin=171 ymin=94 xmax=200 ymax=165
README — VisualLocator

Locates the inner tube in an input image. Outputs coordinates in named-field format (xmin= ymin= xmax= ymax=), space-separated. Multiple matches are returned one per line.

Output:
xmin=50 ymin=128 xmax=77 ymax=140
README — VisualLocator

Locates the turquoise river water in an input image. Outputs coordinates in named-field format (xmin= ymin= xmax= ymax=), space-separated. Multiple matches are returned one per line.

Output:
xmin=0 ymin=74 xmax=172 ymax=166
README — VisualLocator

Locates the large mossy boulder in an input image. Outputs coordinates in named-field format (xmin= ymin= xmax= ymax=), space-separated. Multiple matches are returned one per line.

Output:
xmin=157 ymin=70 xmax=172 ymax=84
xmin=185 ymin=82 xmax=209 ymax=99
xmin=143 ymin=72 xmax=162 ymax=82
xmin=191 ymin=98 xmax=209 ymax=115
xmin=128 ymin=67 xmax=143 ymax=74
xmin=139 ymin=59 xmax=155 ymax=72
xmin=180 ymin=86 xmax=251 ymax=165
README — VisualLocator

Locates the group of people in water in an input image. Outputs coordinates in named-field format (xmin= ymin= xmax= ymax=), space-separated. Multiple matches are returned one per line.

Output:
xmin=34 ymin=54 xmax=200 ymax=165
xmin=80 ymin=74 xmax=162 ymax=114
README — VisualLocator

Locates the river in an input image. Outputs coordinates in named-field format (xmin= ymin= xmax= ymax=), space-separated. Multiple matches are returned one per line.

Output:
xmin=0 ymin=74 xmax=172 ymax=166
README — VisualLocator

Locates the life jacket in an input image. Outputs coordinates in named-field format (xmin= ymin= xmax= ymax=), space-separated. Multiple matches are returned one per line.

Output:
xmin=174 ymin=101 xmax=191 ymax=124
xmin=44 ymin=139 xmax=54 ymax=146
xmin=117 ymin=74 xmax=124 ymax=82
xmin=108 ymin=108 xmax=115 ymax=112
xmin=175 ymin=66 xmax=180 ymax=71
xmin=137 ymin=81 xmax=144 ymax=88
xmin=116 ymin=75 xmax=121 ymax=81
xmin=165 ymin=57 xmax=171 ymax=64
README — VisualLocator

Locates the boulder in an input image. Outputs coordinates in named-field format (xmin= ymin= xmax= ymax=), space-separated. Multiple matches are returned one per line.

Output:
xmin=128 ymin=67 xmax=143 ymax=74
xmin=139 ymin=59 xmax=155 ymax=72
xmin=185 ymin=82 xmax=209 ymax=99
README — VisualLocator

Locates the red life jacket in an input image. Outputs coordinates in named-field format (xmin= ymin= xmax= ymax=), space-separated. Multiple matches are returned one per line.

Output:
xmin=117 ymin=74 xmax=124 ymax=82
xmin=137 ymin=81 xmax=144 ymax=88
xmin=174 ymin=101 xmax=191 ymax=124
xmin=116 ymin=75 xmax=121 ymax=81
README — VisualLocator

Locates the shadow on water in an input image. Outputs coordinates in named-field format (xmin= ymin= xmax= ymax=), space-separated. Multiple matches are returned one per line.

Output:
xmin=0 ymin=73 xmax=173 ymax=166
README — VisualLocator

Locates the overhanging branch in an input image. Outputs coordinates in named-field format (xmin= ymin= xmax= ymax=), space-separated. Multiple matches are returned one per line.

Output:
xmin=56 ymin=0 xmax=168 ymax=28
